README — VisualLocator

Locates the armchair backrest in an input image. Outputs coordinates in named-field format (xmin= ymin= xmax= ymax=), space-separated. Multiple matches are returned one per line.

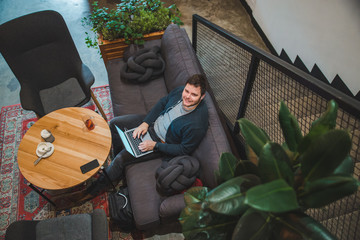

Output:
xmin=0 ymin=10 xmax=82 ymax=90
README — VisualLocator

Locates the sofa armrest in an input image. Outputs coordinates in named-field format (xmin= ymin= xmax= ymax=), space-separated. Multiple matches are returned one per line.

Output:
xmin=159 ymin=194 xmax=185 ymax=219
xmin=91 ymin=209 xmax=108 ymax=240
xmin=5 ymin=220 xmax=39 ymax=240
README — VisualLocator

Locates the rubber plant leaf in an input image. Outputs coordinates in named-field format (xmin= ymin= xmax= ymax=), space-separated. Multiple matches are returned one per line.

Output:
xmin=298 ymin=100 xmax=338 ymax=154
xmin=207 ymin=176 xmax=253 ymax=216
xmin=300 ymin=129 xmax=352 ymax=182
xmin=218 ymin=152 xmax=238 ymax=182
xmin=179 ymin=202 xmax=206 ymax=229
xmin=311 ymin=99 xmax=338 ymax=130
xmin=245 ymin=179 xmax=299 ymax=213
xmin=273 ymin=212 xmax=337 ymax=239
xmin=299 ymin=175 xmax=360 ymax=208
xmin=237 ymin=118 xmax=270 ymax=157
xmin=180 ymin=202 xmax=204 ymax=232
xmin=180 ymin=203 xmax=238 ymax=240
xmin=234 ymin=159 xmax=259 ymax=177
xmin=297 ymin=124 xmax=329 ymax=154
xmin=278 ymin=101 xmax=303 ymax=152
xmin=334 ymin=155 xmax=354 ymax=175
xmin=258 ymin=142 xmax=294 ymax=186
xmin=184 ymin=187 xmax=209 ymax=206
xmin=231 ymin=208 xmax=272 ymax=240
xmin=179 ymin=203 xmax=203 ymax=227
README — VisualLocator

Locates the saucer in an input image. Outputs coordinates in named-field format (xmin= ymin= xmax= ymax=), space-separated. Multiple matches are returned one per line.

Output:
xmin=36 ymin=142 xmax=55 ymax=158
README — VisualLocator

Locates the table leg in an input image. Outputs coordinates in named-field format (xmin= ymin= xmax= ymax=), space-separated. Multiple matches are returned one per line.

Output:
xmin=27 ymin=183 xmax=56 ymax=206
xmin=100 ymin=166 xmax=116 ymax=191
xmin=91 ymin=90 xmax=107 ymax=121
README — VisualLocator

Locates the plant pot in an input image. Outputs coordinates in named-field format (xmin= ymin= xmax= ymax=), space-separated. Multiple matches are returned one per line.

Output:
xmin=98 ymin=30 xmax=165 ymax=65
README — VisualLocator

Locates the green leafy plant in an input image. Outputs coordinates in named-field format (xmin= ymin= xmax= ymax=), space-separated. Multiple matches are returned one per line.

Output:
xmin=82 ymin=0 xmax=183 ymax=47
xmin=180 ymin=100 xmax=359 ymax=239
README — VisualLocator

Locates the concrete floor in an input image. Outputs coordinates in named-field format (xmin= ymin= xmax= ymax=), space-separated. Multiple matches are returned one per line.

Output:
xmin=0 ymin=0 xmax=266 ymax=109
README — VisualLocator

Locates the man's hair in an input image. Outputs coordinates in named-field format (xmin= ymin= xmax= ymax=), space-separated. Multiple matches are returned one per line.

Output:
xmin=186 ymin=74 xmax=207 ymax=95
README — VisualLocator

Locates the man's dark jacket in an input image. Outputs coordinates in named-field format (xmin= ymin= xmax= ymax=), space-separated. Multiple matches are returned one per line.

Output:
xmin=143 ymin=86 xmax=208 ymax=156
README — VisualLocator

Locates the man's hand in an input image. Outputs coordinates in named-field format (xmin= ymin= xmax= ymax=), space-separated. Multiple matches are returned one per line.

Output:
xmin=133 ymin=122 xmax=149 ymax=139
xmin=139 ymin=140 xmax=156 ymax=152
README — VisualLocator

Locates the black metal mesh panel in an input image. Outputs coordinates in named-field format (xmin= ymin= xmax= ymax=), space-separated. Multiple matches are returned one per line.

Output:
xmin=244 ymin=60 xmax=328 ymax=144
xmin=244 ymin=60 xmax=360 ymax=240
xmin=195 ymin=22 xmax=251 ymax=124
xmin=193 ymin=15 xmax=360 ymax=240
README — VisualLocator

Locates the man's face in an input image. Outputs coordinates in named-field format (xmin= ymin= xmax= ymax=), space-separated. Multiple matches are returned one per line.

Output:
xmin=182 ymin=83 xmax=205 ymax=108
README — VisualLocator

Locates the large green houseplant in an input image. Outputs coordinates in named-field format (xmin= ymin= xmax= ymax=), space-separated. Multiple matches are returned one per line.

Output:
xmin=180 ymin=100 xmax=359 ymax=239
xmin=82 ymin=0 xmax=183 ymax=47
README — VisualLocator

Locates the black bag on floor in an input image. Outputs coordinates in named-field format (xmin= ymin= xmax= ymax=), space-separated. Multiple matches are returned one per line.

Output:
xmin=108 ymin=186 xmax=136 ymax=232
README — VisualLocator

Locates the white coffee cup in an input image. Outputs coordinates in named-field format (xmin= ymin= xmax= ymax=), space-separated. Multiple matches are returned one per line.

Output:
xmin=41 ymin=129 xmax=55 ymax=143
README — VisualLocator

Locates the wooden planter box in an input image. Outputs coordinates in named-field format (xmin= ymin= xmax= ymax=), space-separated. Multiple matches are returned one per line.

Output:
xmin=98 ymin=30 xmax=165 ymax=65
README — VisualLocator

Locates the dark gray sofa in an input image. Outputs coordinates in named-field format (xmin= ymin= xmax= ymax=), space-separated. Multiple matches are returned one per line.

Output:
xmin=106 ymin=24 xmax=233 ymax=234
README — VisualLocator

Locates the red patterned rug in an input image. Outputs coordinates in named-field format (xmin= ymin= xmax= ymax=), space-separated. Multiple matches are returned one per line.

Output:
xmin=0 ymin=86 xmax=143 ymax=240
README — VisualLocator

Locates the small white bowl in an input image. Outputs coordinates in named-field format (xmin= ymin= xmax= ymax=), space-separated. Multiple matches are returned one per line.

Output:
xmin=36 ymin=142 xmax=54 ymax=158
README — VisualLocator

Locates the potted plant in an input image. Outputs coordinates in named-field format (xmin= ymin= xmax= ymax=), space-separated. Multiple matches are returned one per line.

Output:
xmin=82 ymin=0 xmax=183 ymax=63
xmin=180 ymin=100 xmax=359 ymax=239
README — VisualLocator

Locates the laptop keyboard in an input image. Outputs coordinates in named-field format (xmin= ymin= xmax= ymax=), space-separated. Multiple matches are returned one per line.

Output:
xmin=125 ymin=129 xmax=143 ymax=156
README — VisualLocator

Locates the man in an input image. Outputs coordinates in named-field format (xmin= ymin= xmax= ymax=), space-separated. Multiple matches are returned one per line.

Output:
xmin=75 ymin=74 xmax=209 ymax=201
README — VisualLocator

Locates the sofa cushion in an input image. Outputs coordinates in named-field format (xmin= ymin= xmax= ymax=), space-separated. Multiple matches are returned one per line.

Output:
xmin=108 ymin=69 xmax=168 ymax=116
xmin=39 ymin=77 xmax=86 ymax=113
xmin=156 ymin=155 xmax=200 ymax=196
xmin=191 ymin=94 xmax=232 ymax=188
xmin=161 ymin=24 xmax=204 ymax=92
xmin=107 ymin=39 xmax=168 ymax=116
xmin=126 ymin=158 xmax=163 ymax=230
xmin=36 ymin=214 xmax=92 ymax=240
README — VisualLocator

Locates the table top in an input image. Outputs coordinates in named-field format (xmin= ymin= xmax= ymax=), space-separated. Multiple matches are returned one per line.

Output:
xmin=17 ymin=107 xmax=112 ymax=190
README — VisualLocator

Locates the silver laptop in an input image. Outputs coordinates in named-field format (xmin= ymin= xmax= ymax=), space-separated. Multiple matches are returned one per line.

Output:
xmin=115 ymin=125 xmax=154 ymax=158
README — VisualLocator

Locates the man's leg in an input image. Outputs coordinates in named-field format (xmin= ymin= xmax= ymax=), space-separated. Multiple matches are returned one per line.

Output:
xmin=86 ymin=149 xmax=134 ymax=196
xmin=87 ymin=147 xmax=163 ymax=197
xmin=87 ymin=114 xmax=145 ymax=196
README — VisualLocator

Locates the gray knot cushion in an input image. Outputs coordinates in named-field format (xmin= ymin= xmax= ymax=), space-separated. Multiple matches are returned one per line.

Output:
xmin=121 ymin=46 xmax=165 ymax=84
xmin=156 ymin=155 xmax=200 ymax=196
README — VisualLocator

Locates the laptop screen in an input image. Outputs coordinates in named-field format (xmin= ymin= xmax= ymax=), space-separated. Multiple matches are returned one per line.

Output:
xmin=115 ymin=125 xmax=135 ymax=157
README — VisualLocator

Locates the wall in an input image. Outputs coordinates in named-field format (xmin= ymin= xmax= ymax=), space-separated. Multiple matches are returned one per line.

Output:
xmin=246 ymin=0 xmax=360 ymax=96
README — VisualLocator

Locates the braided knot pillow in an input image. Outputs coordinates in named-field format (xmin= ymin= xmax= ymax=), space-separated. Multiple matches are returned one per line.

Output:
xmin=156 ymin=155 xmax=200 ymax=196
xmin=120 ymin=45 xmax=165 ymax=84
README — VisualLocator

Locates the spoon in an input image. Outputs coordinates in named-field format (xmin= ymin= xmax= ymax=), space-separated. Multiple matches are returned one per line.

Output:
xmin=34 ymin=146 xmax=52 ymax=166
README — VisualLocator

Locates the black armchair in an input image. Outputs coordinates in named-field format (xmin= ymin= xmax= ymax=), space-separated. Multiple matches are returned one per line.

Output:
xmin=0 ymin=10 xmax=106 ymax=119
xmin=5 ymin=209 xmax=108 ymax=240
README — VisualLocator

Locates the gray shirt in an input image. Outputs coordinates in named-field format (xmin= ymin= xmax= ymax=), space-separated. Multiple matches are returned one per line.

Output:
xmin=154 ymin=100 xmax=193 ymax=142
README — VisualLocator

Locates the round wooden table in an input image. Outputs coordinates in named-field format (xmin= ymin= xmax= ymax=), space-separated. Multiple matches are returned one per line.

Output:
xmin=17 ymin=107 xmax=112 ymax=191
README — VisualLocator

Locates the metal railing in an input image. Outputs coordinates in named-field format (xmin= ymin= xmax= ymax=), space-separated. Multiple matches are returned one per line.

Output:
xmin=192 ymin=14 xmax=360 ymax=240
